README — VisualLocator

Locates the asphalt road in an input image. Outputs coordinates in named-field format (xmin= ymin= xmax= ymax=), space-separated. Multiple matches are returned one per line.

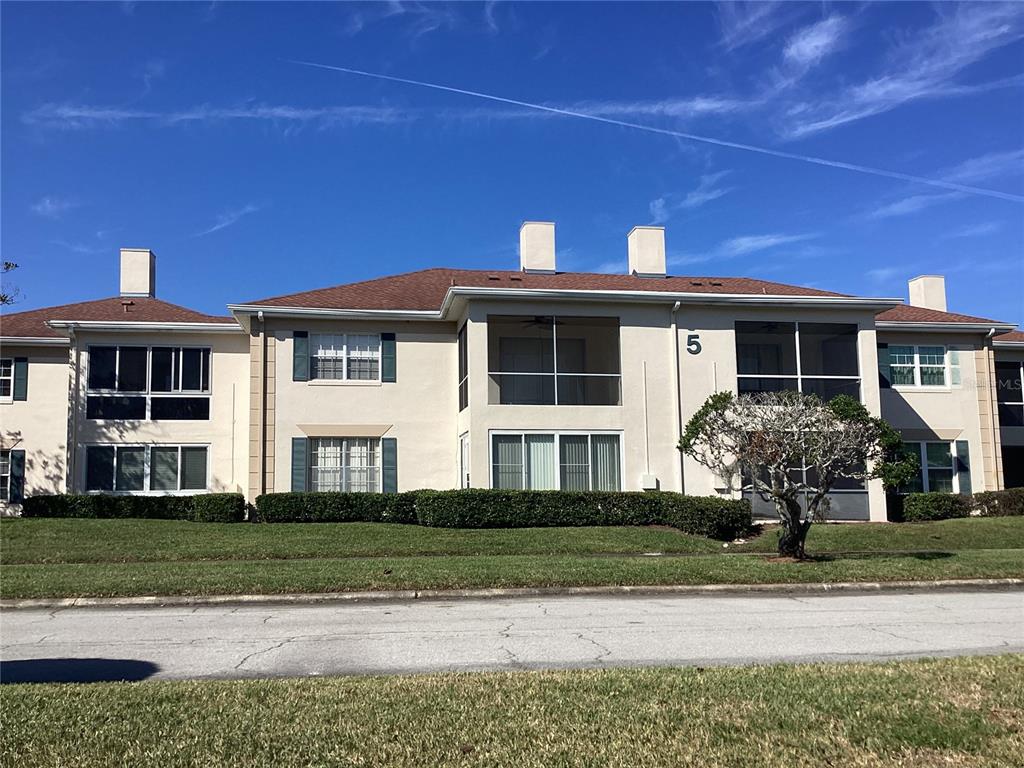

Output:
xmin=2 ymin=590 xmax=1022 ymax=683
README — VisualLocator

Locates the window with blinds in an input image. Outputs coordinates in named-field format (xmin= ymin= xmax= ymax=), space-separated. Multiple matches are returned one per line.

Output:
xmin=490 ymin=432 xmax=621 ymax=491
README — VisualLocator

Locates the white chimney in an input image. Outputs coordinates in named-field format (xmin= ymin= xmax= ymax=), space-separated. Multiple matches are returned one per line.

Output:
xmin=627 ymin=226 xmax=666 ymax=277
xmin=519 ymin=221 xmax=556 ymax=273
xmin=908 ymin=275 xmax=946 ymax=312
xmin=120 ymin=248 xmax=156 ymax=298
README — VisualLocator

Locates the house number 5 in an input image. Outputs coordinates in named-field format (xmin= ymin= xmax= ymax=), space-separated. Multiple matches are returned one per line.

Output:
xmin=686 ymin=334 xmax=702 ymax=355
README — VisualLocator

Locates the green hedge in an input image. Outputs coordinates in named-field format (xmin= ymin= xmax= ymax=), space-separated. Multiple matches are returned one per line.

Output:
xmin=254 ymin=489 xmax=752 ymax=541
xmin=901 ymin=492 xmax=972 ymax=522
xmin=973 ymin=488 xmax=1024 ymax=517
xmin=21 ymin=493 xmax=246 ymax=523
xmin=253 ymin=492 xmax=418 ymax=524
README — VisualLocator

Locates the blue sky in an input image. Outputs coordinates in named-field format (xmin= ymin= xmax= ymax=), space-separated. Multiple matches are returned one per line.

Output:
xmin=2 ymin=1 xmax=1022 ymax=323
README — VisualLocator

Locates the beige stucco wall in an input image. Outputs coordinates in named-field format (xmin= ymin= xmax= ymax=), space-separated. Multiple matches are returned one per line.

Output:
xmin=877 ymin=331 xmax=997 ymax=492
xmin=270 ymin=318 xmax=459 ymax=493
xmin=70 ymin=331 xmax=250 ymax=495
xmin=0 ymin=342 xmax=71 ymax=511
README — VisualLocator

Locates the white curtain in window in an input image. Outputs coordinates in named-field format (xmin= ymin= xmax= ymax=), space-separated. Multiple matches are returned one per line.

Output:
xmin=492 ymin=435 xmax=524 ymax=489
xmin=525 ymin=434 xmax=556 ymax=490
xmin=590 ymin=435 xmax=621 ymax=491
xmin=559 ymin=435 xmax=590 ymax=491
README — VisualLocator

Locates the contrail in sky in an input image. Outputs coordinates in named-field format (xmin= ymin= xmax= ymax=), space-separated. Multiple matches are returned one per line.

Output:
xmin=287 ymin=59 xmax=1024 ymax=203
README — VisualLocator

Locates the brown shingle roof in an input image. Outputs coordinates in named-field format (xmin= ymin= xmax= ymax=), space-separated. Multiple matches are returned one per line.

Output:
xmin=240 ymin=268 xmax=847 ymax=311
xmin=0 ymin=297 xmax=236 ymax=339
xmin=875 ymin=304 xmax=1008 ymax=325
xmin=996 ymin=330 xmax=1024 ymax=343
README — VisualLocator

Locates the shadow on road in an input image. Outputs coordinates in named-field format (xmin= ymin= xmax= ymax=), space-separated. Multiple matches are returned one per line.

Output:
xmin=1 ymin=658 xmax=159 ymax=684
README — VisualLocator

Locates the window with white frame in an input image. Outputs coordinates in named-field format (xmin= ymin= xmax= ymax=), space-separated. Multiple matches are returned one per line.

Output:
xmin=735 ymin=322 xmax=861 ymax=401
xmin=84 ymin=445 xmax=208 ymax=492
xmin=0 ymin=358 xmax=13 ymax=401
xmin=310 ymin=334 xmax=381 ymax=381
xmin=309 ymin=437 xmax=380 ymax=492
xmin=0 ymin=450 xmax=10 ymax=501
xmin=899 ymin=441 xmax=962 ymax=494
xmin=490 ymin=432 xmax=621 ymax=491
xmin=996 ymin=361 xmax=1024 ymax=428
xmin=86 ymin=345 xmax=211 ymax=420
xmin=889 ymin=345 xmax=948 ymax=387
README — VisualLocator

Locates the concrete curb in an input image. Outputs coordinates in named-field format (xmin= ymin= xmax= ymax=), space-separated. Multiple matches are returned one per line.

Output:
xmin=2 ymin=578 xmax=1022 ymax=611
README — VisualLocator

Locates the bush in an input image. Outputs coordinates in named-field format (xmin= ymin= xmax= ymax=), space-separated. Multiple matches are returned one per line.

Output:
xmin=253 ymin=492 xmax=418 ymax=524
xmin=972 ymin=488 xmax=1024 ymax=517
xmin=902 ymin=492 xmax=972 ymax=522
xmin=191 ymin=493 xmax=247 ymax=523
xmin=20 ymin=493 xmax=244 ymax=522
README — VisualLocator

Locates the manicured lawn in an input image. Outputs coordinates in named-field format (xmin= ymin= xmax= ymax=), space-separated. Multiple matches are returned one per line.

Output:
xmin=734 ymin=516 xmax=1024 ymax=554
xmin=3 ymin=549 xmax=1021 ymax=599
xmin=3 ymin=656 xmax=1022 ymax=767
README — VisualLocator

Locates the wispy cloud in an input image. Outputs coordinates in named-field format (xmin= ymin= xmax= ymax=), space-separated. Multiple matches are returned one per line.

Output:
xmin=139 ymin=58 xmax=167 ymax=96
xmin=193 ymin=204 xmax=261 ymax=237
xmin=669 ymin=232 xmax=817 ymax=266
xmin=23 ymin=103 xmax=408 ymax=131
xmin=782 ymin=3 xmax=1024 ymax=138
xmin=52 ymin=239 xmax=106 ymax=255
xmin=31 ymin=196 xmax=78 ymax=218
xmin=649 ymin=171 xmax=733 ymax=224
xmin=943 ymin=221 xmax=1003 ymax=239
xmin=867 ymin=192 xmax=963 ymax=219
xmin=783 ymin=15 xmax=847 ymax=69
xmin=717 ymin=2 xmax=794 ymax=50
xmin=866 ymin=266 xmax=905 ymax=283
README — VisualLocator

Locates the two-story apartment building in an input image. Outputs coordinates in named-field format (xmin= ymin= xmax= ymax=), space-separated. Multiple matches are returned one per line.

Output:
xmin=1 ymin=224 xmax=1020 ymax=522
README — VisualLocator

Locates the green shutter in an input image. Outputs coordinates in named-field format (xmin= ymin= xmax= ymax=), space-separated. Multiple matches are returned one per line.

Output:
xmin=291 ymin=437 xmax=308 ymax=492
xmin=877 ymin=344 xmax=891 ymax=389
xmin=9 ymin=449 xmax=25 ymax=503
xmin=293 ymin=331 xmax=309 ymax=382
xmin=13 ymin=358 xmax=28 ymax=401
xmin=955 ymin=440 xmax=971 ymax=496
xmin=381 ymin=437 xmax=397 ymax=493
xmin=381 ymin=333 xmax=396 ymax=383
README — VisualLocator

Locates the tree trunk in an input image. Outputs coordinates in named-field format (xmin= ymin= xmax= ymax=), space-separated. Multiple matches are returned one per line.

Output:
xmin=776 ymin=496 xmax=812 ymax=559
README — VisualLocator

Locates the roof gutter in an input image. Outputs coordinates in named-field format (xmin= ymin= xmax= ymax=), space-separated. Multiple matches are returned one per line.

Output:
xmin=0 ymin=335 xmax=70 ymax=346
xmin=875 ymin=321 xmax=1017 ymax=333
xmin=46 ymin=320 xmax=243 ymax=334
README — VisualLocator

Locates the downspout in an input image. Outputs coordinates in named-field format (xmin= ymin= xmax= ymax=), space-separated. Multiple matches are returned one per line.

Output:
xmin=68 ymin=329 xmax=80 ymax=493
xmin=985 ymin=327 xmax=1003 ymax=490
xmin=670 ymin=301 xmax=684 ymax=493
xmin=258 ymin=311 xmax=267 ymax=496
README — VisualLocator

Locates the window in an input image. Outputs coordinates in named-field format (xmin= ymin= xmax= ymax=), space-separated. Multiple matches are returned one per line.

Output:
xmin=487 ymin=316 xmax=621 ymax=405
xmin=84 ymin=445 xmax=208 ymax=493
xmin=309 ymin=437 xmax=380 ymax=492
xmin=490 ymin=432 xmax=621 ymax=490
xmin=888 ymin=345 xmax=948 ymax=388
xmin=0 ymin=358 xmax=13 ymax=401
xmin=736 ymin=321 xmax=861 ymax=401
xmin=899 ymin=441 xmax=965 ymax=494
xmin=87 ymin=346 xmax=211 ymax=421
xmin=309 ymin=334 xmax=381 ymax=381
xmin=458 ymin=324 xmax=468 ymax=411
xmin=0 ymin=450 xmax=10 ymax=501
xmin=996 ymin=361 xmax=1024 ymax=428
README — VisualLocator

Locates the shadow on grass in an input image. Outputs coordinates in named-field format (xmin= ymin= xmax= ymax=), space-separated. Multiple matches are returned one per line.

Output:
xmin=1 ymin=658 xmax=159 ymax=684
xmin=801 ymin=551 xmax=956 ymax=563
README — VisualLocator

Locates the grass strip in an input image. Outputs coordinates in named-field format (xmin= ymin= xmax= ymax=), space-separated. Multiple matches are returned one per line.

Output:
xmin=2 ymin=656 xmax=1022 ymax=767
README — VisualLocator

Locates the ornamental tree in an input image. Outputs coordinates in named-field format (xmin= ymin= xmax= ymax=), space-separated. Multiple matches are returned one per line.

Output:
xmin=679 ymin=391 xmax=917 ymax=558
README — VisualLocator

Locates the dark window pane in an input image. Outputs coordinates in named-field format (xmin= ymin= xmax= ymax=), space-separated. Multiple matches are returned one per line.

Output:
xmin=799 ymin=323 xmax=859 ymax=376
xmin=85 ymin=446 xmax=115 ymax=491
xmin=150 ymin=447 xmax=179 ymax=491
xmin=490 ymin=373 xmax=555 ymax=405
xmin=180 ymin=348 xmax=203 ymax=391
xmin=492 ymin=435 xmax=524 ymax=490
xmin=556 ymin=375 xmax=621 ymax=405
xmin=87 ymin=396 xmax=146 ymax=420
xmin=556 ymin=317 xmax=620 ymax=374
xmin=800 ymin=378 xmax=861 ymax=402
xmin=88 ymin=347 xmax=117 ymax=390
xmin=559 ymin=435 xmax=590 ymax=491
xmin=996 ymin=362 xmax=1023 ymax=404
xmin=151 ymin=347 xmax=175 ymax=392
xmin=117 ymin=347 xmax=148 ymax=392
xmin=116 ymin=447 xmax=146 ymax=491
xmin=998 ymin=402 xmax=1024 ymax=428
xmin=737 ymin=377 xmax=799 ymax=395
xmin=181 ymin=447 xmax=208 ymax=490
xmin=489 ymin=316 xmax=554 ymax=373
xmin=735 ymin=322 xmax=797 ymax=375
xmin=150 ymin=397 xmax=210 ymax=420
xmin=201 ymin=349 xmax=210 ymax=391
xmin=459 ymin=380 xmax=468 ymax=411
